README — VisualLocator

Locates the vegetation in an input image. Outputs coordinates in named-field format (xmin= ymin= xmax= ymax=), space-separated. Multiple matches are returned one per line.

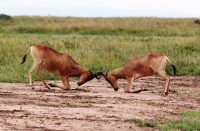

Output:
xmin=124 ymin=118 xmax=158 ymax=128
xmin=188 ymin=92 xmax=200 ymax=98
xmin=0 ymin=16 xmax=200 ymax=36
xmin=0 ymin=14 xmax=13 ymax=21
xmin=0 ymin=16 xmax=199 ymax=82
xmin=125 ymin=109 xmax=200 ymax=130
xmin=161 ymin=109 xmax=200 ymax=131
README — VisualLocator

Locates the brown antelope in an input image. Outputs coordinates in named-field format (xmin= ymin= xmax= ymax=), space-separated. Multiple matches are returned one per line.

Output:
xmin=21 ymin=44 xmax=101 ymax=90
xmin=194 ymin=19 xmax=200 ymax=24
xmin=101 ymin=52 xmax=176 ymax=95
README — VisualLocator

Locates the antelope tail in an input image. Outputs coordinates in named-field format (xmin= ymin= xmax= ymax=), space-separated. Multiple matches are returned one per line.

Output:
xmin=166 ymin=57 xmax=176 ymax=75
xmin=21 ymin=48 xmax=31 ymax=64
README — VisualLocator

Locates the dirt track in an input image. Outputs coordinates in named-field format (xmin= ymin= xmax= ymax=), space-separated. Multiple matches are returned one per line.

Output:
xmin=0 ymin=76 xmax=200 ymax=130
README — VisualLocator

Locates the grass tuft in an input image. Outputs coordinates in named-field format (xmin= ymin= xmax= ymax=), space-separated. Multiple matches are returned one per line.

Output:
xmin=161 ymin=109 xmax=200 ymax=131
xmin=125 ymin=109 xmax=200 ymax=130
xmin=124 ymin=118 xmax=158 ymax=128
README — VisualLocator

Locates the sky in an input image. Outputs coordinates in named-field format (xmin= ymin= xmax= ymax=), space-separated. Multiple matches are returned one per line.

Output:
xmin=0 ymin=0 xmax=200 ymax=18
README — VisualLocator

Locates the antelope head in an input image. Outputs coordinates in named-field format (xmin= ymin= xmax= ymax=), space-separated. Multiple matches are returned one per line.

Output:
xmin=97 ymin=67 xmax=119 ymax=91
xmin=77 ymin=70 xmax=102 ymax=86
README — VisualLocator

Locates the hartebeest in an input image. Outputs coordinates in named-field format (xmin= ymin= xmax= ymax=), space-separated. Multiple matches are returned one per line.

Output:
xmin=101 ymin=52 xmax=176 ymax=95
xmin=21 ymin=44 xmax=101 ymax=90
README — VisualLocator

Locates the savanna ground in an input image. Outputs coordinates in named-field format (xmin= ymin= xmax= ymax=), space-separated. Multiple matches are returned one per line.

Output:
xmin=0 ymin=15 xmax=200 ymax=130
xmin=0 ymin=76 xmax=200 ymax=130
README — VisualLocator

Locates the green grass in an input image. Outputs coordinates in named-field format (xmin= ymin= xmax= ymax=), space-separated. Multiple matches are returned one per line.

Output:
xmin=125 ymin=109 xmax=200 ymax=131
xmin=188 ymin=92 xmax=200 ymax=98
xmin=161 ymin=109 xmax=200 ymax=131
xmin=0 ymin=16 xmax=200 ymax=36
xmin=0 ymin=16 xmax=200 ymax=82
xmin=124 ymin=118 xmax=158 ymax=128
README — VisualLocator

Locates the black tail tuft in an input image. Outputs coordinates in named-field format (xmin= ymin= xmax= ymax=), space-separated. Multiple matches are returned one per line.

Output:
xmin=171 ymin=64 xmax=176 ymax=75
xmin=21 ymin=55 xmax=27 ymax=64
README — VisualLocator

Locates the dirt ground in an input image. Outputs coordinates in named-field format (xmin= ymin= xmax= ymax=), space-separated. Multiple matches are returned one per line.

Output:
xmin=0 ymin=76 xmax=200 ymax=131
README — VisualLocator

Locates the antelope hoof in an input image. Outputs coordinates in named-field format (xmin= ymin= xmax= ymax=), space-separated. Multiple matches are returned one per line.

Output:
xmin=28 ymin=83 xmax=33 ymax=87
xmin=29 ymin=84 xmax=35 ymax=90
xmin=48 ymin=82 xmax=57 ymax=87
xmin=114 ymin=88 xmax=118 ymax=91
xmin=164 ymin=92 xmax=168 ymax=96
xmin=124 ymin=90 xmax=131 ymax=93
xmin=124 ymin=89 xmax=131 ymax=93
xmin=77 ymin=82 xmax=82 ymax=86
xmin=63 ymin=87 xmax=70 ymax=90
xmin=47 ymin=88 xmax=56 ymax=92
xmin=45 ymin=85 xmax=51 ymax=90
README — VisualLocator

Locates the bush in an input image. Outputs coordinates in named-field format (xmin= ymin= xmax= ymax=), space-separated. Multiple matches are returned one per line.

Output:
xmin=0 ymin=14 xmax=13 ymax=21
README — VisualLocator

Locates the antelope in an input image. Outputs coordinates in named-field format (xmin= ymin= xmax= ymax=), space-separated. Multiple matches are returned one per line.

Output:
xmin=101 ymin=52 xmax=176 ymax=95
xmin=21 ymin=44 xmax=101 ymax=90
xmin=194 ymin=19 xmax=200 ymax=24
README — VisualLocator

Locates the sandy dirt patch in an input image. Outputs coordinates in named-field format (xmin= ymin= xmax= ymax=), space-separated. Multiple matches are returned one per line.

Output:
xmin=0 ymin=76 xmax=200 ymax=130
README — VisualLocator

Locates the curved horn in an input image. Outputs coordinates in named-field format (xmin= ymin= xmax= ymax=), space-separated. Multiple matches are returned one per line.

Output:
xmin=98 ymin=67 xmax=108 ymax=77
xmin=95 ymin=75 xmax=101 ymax=79
xmin=101 ymin=67 xmax=108 ymax=76
xmin=95 ymin=71 xmax=102 ymax=79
